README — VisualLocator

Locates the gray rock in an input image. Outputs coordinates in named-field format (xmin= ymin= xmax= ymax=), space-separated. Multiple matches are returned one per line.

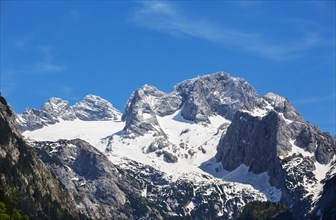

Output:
xmin=41 ymin=97 xmax=76 ymax=121
xmin=17 ymin=108 xmax=50 ymax=131
xmin=17 ymin=95 xmax=121 ymax=132
xmin=175 ymin=72 xmax=262 ymax=121
xmin=215 ymin=107 xmax=336 ymax=218
xmin=33 ymin=139 xmax=166 ymax=219
xmin=315 ymin=174 xmax=336 ymax=220
xmin=114 ymin=158 xmax=268 ymax=220
xmin=280 ymin=154 xmax=318 ymax=218
xmin=32 ymin=138 xmax=269 ymax=219
xmin=33 ymin=139 xmax=128 ymax=219
xmin=264 ymin=92 xmax=302 ymax=121
xmin=73 ymin=94 xmax=121 ymax=121
xmin=215 ymin=111 xmax=288 ymax=189
xmin=0 ymin=96 xmax=79 ymax=219
xmin=147 ymin=137 xmax=171 ymax=153
xmin=122 ymin=85 xmax=181 ymax=136
xmin=122 ymin=72 xmax=263 ymax=137
xmin=122 ymin=86 xmax=164 ymax=136
xmin=293 ymin=123 xmax=336 ymax=164
xmin=162 ymin=150 xmax=178 ymax=163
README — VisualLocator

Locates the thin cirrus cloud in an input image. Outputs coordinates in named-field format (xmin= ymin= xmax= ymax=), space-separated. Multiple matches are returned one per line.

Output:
xmin=131 ymin=1 xmax=323 ymax=61
xmin=32 ymin=45 xmax=64 ymax=73
xmin=1 ymin=45 xmax=64 ymax=96
xmin=292 ymin=93 xmax=336 ymax=105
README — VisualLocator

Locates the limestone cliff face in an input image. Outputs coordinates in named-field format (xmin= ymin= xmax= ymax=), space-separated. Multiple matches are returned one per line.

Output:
xmin=122 ymin=85 xmax=169 ymax=136
xmin=175 ymin=72 xmax=262 ymax=121
xmin=33 ymin=139 xmax=164 ymax=220
xmin=33 ymin=139 xmax=267 ymax=220
xmin=10 ymin=71 xmax=336 ymax=219
xmin=215 ymin=111 xmax=288 ymax=189
xmin=122 ymin=72 xmax=263 ymax=136
xmin=215 ymin=107 xmax=336 ymax=218
xmin=0 ymin=96 xmax=79 ymax=219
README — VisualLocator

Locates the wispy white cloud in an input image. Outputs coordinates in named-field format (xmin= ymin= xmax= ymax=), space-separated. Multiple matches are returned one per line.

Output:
xmin=1 ymin=45 xmax=64 ymax=97
xmin=33 ymin=45 xmax=64 ymax=73
xmin=12 ymin=30 xmax=37 ymax=49
xmin=131 ymin=1 xmax=326 ymax=60
xmin=292 ymin=93 xmax=336 ymax=105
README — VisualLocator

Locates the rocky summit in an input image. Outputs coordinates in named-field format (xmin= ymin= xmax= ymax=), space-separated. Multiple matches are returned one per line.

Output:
xmin=17 ymin=94 xmax=121 ymax=132
xmin=5 ymin=72 xmax=336 ymax=219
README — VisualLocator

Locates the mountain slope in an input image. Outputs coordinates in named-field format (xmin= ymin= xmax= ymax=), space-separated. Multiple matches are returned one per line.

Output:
xmin=32 ymin=139 xmax=164 ymax=219
xmin=31 ymin=138 xmax=271 ymax=219
xmin=215 ymin=108 xmax=335 ymax=218
xmin=0 ymin=96 xmax=79 ymax=219
xmin=17 ymin=72 xmax=336 ymax=219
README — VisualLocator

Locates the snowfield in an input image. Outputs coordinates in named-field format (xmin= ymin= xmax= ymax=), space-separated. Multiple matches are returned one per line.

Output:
xmin=17 ymin=73 xmax=335 ymax=218
xmin=23 ymin=109 xmax=283 ymax=203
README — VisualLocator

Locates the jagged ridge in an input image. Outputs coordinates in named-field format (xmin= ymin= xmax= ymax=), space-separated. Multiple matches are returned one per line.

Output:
xmin=17 ymin=95 xmax=121 ymax=132
xmin=14 ymin=72 xmax=336 ymax=219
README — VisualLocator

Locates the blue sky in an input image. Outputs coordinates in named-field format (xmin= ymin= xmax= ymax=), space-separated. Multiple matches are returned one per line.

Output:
xmin=1 ymin=1 xmax=335 ymax=134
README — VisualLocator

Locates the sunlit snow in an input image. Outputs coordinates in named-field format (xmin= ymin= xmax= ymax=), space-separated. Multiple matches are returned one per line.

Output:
xmin=24 ymin=109 xmax=283 ymax=204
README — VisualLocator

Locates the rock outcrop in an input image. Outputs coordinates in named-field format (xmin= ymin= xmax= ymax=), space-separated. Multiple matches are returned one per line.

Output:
xmin=122 ymin=72 xmax=263 ymax=136
xmin=215 ymin=111 xmax=289 ymax=189
xmin=0 ymin=96 xmax=79 ymax=219
xmin=215 ymin=105 xmax=336 ymax=218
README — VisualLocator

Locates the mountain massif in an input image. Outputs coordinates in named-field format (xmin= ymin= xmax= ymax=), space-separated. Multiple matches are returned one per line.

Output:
xmin=2 ymin=72 xmax=335 ymax=219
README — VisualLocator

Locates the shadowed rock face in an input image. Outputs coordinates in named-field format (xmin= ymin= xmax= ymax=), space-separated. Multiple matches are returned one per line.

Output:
xmin=215 ymin=111 xmax=288 ymax=189
xmin=215 ymin=107 xmax=336 ymax=218
xmin=0 ymin=96 xmax=79 ymax=219
xmin=33 ymin=138 xmax=268 ymax=220
xmin=33 ymin=139 xmax=131 ymax=219
xmin=315 ymin=161 xmax=336 ymax=220
xmin=11 ymin=71 xmax=336 ymax=219
xmin=293 ymin=123 xmax=336 ymax=164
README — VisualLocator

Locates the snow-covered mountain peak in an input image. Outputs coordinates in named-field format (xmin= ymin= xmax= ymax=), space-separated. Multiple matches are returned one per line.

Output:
xmin=44 ymin=97 xmax=68 ymax=104
xmin=173 ymin=72 xmax=246 ymax=91
xmin=73 ymin=95 xmax=121 ymax=121
xmin=174 ymin=72 xmax=231 ymax=87
xmin=264 ymin=92 xmax=287 ymax=106
xmin=121 ymin=72 xmax=267 ymax=138
xmin=264 ymin=92 xmax=302 ymax=121
xmin=136 ymin=84 xmax=171 ymax=104
xmin=17 ymin=94 xmax=121 ymax=131
xmin=82 ymin=94 xmax=106 ymax=102
xmin=174 ymin=72 xmax=262 ymax=121
xmin=41 ymin=97 xmax=76 ymax=121
xmin=16 ymin=72 xmax=336 ymax=219
xmin=140 ymin=84 xmax=160 ymax=92
xmin=40 ymin=97 xmax=69 ymax=113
